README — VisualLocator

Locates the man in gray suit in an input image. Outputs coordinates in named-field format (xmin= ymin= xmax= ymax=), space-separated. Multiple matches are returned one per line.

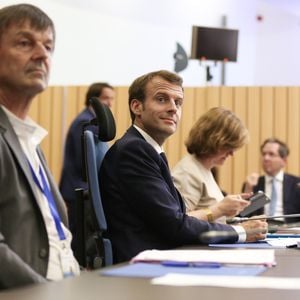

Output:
xmin=0 ymin=4 xmax=79 ymax=290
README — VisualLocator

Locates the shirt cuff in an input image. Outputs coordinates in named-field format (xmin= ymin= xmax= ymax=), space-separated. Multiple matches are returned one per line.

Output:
xmin=231 ymin=225 xmax=247 ymax=243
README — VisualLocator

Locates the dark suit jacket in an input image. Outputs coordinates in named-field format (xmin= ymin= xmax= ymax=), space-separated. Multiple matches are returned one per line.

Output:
xmin=0 ymin=107 xmax=68 ymax=290
xmin=100 ymin=126 xmax=238 ymax=263
xmin=251 ymin=174 xmax=300 ymax=223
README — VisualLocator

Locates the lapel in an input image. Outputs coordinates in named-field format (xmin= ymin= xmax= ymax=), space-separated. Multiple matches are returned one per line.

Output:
xmin=256 ymin=176 xmax=265 ymax=192
xmin=0 ymin=108 xmax=40 ymax=203
xmin=127 ymin=126 xmax=185 ymax=212
xmin=0 ymin=108 xmax=67 ymax=225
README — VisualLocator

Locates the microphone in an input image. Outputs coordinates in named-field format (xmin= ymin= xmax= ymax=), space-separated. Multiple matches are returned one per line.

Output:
xmin=227 ymin=213 xmax=300 ymax=224
xmin=268 ymin=221 xmax=300 ymax=234
xmin=277 ymin=221 xmax=300 ymax=228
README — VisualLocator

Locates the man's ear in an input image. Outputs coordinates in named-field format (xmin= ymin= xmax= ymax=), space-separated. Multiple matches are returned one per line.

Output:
xmin=130 ymin=99 xmax=142 ymax=116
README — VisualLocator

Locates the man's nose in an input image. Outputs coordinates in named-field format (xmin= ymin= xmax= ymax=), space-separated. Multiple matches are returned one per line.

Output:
xmin=32 ymin=43 xmax=50 ymax=60
xmin=167 ymin=100 xmax=178 ymax=112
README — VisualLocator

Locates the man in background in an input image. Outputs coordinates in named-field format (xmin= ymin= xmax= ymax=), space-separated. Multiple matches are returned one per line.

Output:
xmin=59 ymin=82 xmax=115 ymax=249
xmin=243 ymin=138 xmax=300 ymax=223
xmin=0 ymin=4 xmax=79 ymax=290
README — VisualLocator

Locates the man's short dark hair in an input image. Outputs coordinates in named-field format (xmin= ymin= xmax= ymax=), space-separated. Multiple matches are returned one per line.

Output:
xmin=0 ymin=4 xmax=55 ymax=42
xmin=260 ymin=137 xmax=289 ymax=158
xmin=85 ymin=82 xmax=114 ymax=107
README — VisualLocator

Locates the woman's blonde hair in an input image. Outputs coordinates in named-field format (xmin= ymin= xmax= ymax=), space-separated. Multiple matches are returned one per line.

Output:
xmin=186 ymin=107 xmax=249 ymax=159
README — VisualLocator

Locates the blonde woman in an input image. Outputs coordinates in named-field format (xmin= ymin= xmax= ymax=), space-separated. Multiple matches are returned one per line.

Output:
xmin=172 ymin=107 xmax=250 ymax=223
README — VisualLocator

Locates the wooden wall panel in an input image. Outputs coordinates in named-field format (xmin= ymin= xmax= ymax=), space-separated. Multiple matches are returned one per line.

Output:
xmin=194 ymin=87 xmax=207 ymax=118
xmin=50 ymin=87 xmax=64 ymax=181
xmin=260 ymin=87 xmax=274 ymax=141
xmin=64 ymin=87 xmax=80 ymax=138
xmin=114 ymin=86 xmax=131 ymax=141
xmin=287 ymin=87 xmax=300 ymax=173
xmin=220 ymin=87 xmax=233 ymax=109
xmin=246 ymin=87 xmax=261 ymax=175
xmin=274 ymin=87 xmax=288 ymax=141
xmin=180 ymin=88 xmax=196 ymax=152
xmin=206 ymin=87 xmax=220 ymax=108
xmin=29 ymin=96 xmax=39 ymax=121
xmin=28 ymin=85 xmax=300 ymax=191
xmin=77 ymin=86 xmax=87 ymax=112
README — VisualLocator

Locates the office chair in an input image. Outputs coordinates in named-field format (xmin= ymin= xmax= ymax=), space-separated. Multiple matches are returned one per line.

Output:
xmin=74 ymin=97 xmax=116 ymax=269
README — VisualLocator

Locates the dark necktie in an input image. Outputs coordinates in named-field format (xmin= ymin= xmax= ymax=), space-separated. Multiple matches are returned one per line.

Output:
xmin=160 ymin=152 xmax=183 ymax=209
xmin=160 ymin=152 xmax=169 ymax=167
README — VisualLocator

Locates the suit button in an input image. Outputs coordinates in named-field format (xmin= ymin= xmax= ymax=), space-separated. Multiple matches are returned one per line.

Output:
xmin=39 ymin=248 xmax=48 ymax=258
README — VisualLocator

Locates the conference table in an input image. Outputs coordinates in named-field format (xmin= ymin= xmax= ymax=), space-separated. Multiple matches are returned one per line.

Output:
xmin=1 ymin=247 xmax=300 ymax=299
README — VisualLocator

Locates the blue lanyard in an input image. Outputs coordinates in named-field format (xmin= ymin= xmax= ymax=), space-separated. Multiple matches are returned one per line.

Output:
xmin=28 ymin=161 xmax=66 ymax=241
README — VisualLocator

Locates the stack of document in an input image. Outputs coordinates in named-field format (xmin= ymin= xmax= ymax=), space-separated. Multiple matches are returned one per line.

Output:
xmin=101 ymin=249 xmax=273 ymax=278
xmin=132 ymin=249 xmax=276 ymax=267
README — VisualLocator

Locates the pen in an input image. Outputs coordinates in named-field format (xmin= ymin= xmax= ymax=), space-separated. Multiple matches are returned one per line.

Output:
xmin=286 ymin=244 xmax=298 ymax=248
xmin=267 ymin=234 xmax=300 ymax=238
xmin=161 ymin=260 xmax=221 ymax=268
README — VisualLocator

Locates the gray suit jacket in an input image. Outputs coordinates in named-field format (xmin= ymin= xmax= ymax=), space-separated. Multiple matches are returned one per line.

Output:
xmin=0 ymin=107 xmax=68 ymax=290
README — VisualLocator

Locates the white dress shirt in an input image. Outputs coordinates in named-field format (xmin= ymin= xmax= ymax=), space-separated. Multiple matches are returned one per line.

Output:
xmin=265 ymin=170 xmax=284 ymax=217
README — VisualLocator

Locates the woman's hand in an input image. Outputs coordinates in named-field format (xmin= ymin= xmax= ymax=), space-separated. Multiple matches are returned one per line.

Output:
xmin=211 ymin=193 xmax=251 ymax=219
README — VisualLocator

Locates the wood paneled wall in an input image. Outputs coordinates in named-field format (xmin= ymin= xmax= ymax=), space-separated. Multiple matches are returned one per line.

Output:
xmin=29 ymin=86 xmax=300 ymax=195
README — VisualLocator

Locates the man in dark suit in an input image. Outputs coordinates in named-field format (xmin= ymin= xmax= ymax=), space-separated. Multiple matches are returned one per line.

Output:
xmin=100 ymin=70 xmax=267 ymax=263
xmin=0 ymin=4 xmax=79 ymax=290
xmin=59 ymin=82 xmax=115 ymax=245
xmin=243 ymin=138 xmax=300 ymax=223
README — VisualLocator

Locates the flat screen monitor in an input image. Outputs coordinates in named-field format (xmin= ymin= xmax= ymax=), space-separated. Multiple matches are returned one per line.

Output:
xmin=191 ymin=26 xmax=238 ymax=62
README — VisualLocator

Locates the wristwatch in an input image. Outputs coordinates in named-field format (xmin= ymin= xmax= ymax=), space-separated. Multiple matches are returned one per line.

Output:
xmin=204 ymin=208 xmax=214 ymax=222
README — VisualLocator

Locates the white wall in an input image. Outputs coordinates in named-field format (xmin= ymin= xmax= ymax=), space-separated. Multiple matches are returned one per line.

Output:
xmin=255 ymin=2 xmax=300 ymax=85
xmin=0 ymin=0 xmax=299 ymax=86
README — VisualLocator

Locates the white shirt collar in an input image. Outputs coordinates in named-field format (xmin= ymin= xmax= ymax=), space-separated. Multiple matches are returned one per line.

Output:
xmin=133 ymin=124 xmax=163 ymax=154
xmin=1 ymin=105 xmax=48 ymax=145
xmin=266 ymin=169 xmax=284 ymax=183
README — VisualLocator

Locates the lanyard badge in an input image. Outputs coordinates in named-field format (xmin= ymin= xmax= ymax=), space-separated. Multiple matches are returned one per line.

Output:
xmin=28 ymin=160 xmax=75 ymax=277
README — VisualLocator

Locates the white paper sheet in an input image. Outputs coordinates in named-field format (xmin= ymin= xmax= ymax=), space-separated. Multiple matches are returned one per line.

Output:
xmin=132 ymin=249 xmax=275 ymax=266
xmin=266 ymin=238 xmax=300 ymax=248
xmin=151 ymin=273 xmax=300 ymax=289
